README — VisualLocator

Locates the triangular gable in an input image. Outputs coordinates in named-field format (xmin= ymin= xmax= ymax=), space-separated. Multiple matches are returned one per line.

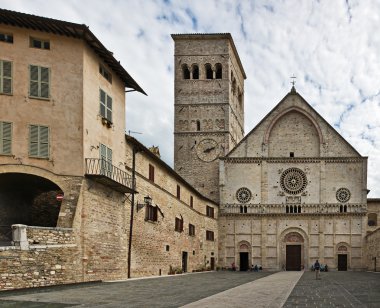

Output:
xmin=227 ymin=89 xmax=362 ymax=158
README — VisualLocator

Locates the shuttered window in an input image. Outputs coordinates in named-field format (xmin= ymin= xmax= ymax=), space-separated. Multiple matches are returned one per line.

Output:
xmin=0 ymin=121 xmax=12 ymax=155
xmin=29 ymin=125 xmax=49 ymax=158
xmin=29 ymin=65 xmax=50 ymax=98
xmin=100 ymin=143 xmax=112 ymax=176
xmin=99 ymin=89 xmax=112 ymax=123
xmin=0 ymin=60 xmax=12 ymax=94
xmin=206 ymin=230 xmax=214 ymax=241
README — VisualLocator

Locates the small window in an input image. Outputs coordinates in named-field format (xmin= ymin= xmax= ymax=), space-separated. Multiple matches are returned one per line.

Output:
xmin=175 ymin=217 xmax=183 ymax=232
xmin=0 ymin=121 xmax=12 ymax=155
xmin=29 ymin=125 xmax=49 ymax=158
xmin=206 ymin=230 xmax=214 ymax=241
xmin=190 ymin=196 xmax=193 ymax=208
xmin=99 ymin=64 xmax=112 ymax=83
xmin=0 ymin=60 xmax=12 ymax=94
xmin=196 ymin=120 xmax=201 ymax=131
xmin=368 ymin=213 xmax=377 ymax=226
xmin=0 ymin=33 xmax=13 ymax=43
xmin=192 ymin=64 xmax=199 ymax=79
xmin=215 ymin=63 xmax=222 ymax=79
xmin=290 ymin=152 xmax=294 ymax=157
xmin=30 ymin=37 xmax=50 ymax=50
xmin=29 ymin=65 xmax=50 ymax=98
xmin=149 ymin=164 xmax=155 ymax=182
xmin=232 ymin=78 xmax=236 ymax=94
xmin=146 ymin=204 xmax=158 ymax=222
xmin=177 ymin=185 xmax=181 ymax=199
xmin=206 ymin=206 xmax=214 ymax=218
xmin=166 ymin=245 xmax=170 ymax=251
xmin=99 ymin=89 xmax=112 ymax=123
xmin=238 ymin=89 xmax=243 ymax=107
xmin=182 ymin=64 xmax=190 ymax=79
xmin=205 ymin=63 xmax=213 ymax=79
xmin=189 ymin=223 xmax=195 ymax=236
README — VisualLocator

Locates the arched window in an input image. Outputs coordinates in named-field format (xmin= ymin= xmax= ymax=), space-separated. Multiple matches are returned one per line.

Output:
xmin=244 ymin=206 xmax=247 ymax=213
xmin=205 ymin=63 xmax=213 ymax=79
xmin=240 ymin=206 xmax=243 ymax=213
xmin=340 ymin=205 xmax=343 ymax=213
xmin=192 ymin=64 xmax=199 ymax=79
xmin=286 ymin=205 xmax=289 ymax=213
xmin=290 ymin=205 xmax=293 ymax=214
xmin=196 ymin=120 xmax=201 ymax=131
xmin=368 ymin=213 xmax=377 ymax=226
xmin=215 ymin=63 xmax=222 ymax=79
xmin=298 ymin=205 xmax=301 ymax=213
xmin=344 ymin=205 xmax=347 ymax=213
xmin=182 ymin=64 xmax=190 ymax=79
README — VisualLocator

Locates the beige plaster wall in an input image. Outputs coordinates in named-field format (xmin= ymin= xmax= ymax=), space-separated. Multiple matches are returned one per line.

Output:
xmin=0 ymin=25 xmax=84 ymax=176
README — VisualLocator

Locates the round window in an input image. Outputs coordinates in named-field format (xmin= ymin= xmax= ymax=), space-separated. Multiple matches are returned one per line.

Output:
xmin=280 ymin=168 xmax=307 ymax=195
xmin=236 ymin=187 xmax=252 ymax=203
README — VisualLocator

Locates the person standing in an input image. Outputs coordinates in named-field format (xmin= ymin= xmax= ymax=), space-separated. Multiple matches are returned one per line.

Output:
xmin=314 ymin=260 xmax=321 ymax=280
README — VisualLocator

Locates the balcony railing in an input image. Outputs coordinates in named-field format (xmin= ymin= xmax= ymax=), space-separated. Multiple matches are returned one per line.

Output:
xmin=220 ymin=203 xmax=367 ymax=215
xmin=85 ymin=158 xmax=135 ymax=194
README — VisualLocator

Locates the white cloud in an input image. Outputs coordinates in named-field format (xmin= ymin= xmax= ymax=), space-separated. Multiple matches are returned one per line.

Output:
xmin=1 ymin=0 xmax=380 ymax=196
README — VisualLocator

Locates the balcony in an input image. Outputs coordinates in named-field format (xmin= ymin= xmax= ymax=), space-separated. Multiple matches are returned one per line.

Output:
xmin=85 ymin=158 xmax=135 ymax=194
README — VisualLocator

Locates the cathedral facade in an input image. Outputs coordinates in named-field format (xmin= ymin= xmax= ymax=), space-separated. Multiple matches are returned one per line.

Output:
xmin=173 ymin=34 xmax=375 ymax=271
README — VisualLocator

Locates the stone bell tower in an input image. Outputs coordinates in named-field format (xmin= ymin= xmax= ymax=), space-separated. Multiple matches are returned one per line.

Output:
xmin=172 ymin=33 xmax=246 ymax=203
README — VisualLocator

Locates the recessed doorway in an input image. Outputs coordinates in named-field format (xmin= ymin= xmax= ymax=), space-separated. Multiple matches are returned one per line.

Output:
xmin=286 ymin=245 xmax=301 ymax=271
xmin=338 ymin=254 xmax=347 ymax=271
xmin=239 ymin=252 xmax=249 ymax=271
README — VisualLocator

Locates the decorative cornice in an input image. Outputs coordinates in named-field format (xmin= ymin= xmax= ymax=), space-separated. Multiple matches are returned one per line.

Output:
xmin=174 ymin=131 xmax=228 ymax=136
xmin=222 ymin=157 xmax=366 ymax=164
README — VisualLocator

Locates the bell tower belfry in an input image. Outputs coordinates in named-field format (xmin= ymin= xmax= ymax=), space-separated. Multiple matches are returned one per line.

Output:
xmin=172 ymin=33 xmax=246 ymax=203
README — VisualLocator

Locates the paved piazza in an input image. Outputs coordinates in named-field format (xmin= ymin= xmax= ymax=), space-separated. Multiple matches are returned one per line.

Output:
xmin=0 ymin=271 xmax=379 ymax=307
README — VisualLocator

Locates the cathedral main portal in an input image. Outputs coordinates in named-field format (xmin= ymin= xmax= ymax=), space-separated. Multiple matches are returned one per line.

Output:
xmin=286 ymin=245 xmax=301 ymax=270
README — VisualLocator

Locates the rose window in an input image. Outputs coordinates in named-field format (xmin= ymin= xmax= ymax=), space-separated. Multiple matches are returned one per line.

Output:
xmin=236 ymin=187 xmax=252 ymax=203
xmin=280 ymin=168 xmax=307 ymax=195
xmin=336 ymin=188 xmax=351 ymax=203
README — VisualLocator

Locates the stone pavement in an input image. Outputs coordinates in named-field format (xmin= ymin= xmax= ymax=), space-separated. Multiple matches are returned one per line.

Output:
xmin=0 ymin=271 xmax=379 ymax=307
xmin=182 ymin=271 xmax=303 ymax=308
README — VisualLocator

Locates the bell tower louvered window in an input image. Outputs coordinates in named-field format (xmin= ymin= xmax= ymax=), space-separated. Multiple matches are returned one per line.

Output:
xmin=29 ymin=125 xmax=49 ymax=158
xmin=99 ymin=89 xmax=113 ymax=123
xmin=0 ymin=121 xmax=12 ymax=155
xmin=0 ymin=60 xmax=12 ymax=94
xmin=29 ymin=65 xmax=50 ymax=98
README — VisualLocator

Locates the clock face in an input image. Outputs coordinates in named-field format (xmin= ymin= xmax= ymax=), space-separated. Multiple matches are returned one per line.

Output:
xmin=196 ymin=139 xmax=219 ymax=162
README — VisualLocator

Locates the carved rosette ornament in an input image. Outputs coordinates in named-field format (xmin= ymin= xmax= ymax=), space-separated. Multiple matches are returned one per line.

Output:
xmin=236 ymin=187 xmax=252 ymax=203
xmin=280 ymin=168 xmax=307 ymax=195
xmin=336 ymin=188 xmax=351 ymax=203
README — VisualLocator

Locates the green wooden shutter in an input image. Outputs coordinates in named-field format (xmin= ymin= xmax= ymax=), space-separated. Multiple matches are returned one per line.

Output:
xmin=40 ymin=67 xmax=49 ymax=98
xmin=30 ymin=65 xmax=39 ymax=97
xmin=100 ymin=89 xmax=106 ymax=118
xmin=0 ymin=61 xmax=12 ymax=94
xmin=39 ymin=126 xmax=49 ymax=158
xmin=106 ymin=95 xmax=112 ymax=122
xmin=1 ymin=122 xmax=12 ymax=154
xmin=29 ymin=125 xmax=39 ymax=156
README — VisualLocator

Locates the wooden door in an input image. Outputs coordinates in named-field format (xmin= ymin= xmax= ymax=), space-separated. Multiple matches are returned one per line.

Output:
xmin=182 ymin=251 xmax=188 ymax=273
xmin=210 ymin=257 xmax=215 ymax=270
xmin=286 ymin=245 xmax=301 ymax=271
xmin=239 ymin=252 xmax=249 ymax=271
xmin=338 ymin=254 xmax=347 ymax=271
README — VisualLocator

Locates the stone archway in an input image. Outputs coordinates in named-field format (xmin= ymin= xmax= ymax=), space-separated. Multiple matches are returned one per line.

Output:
xmin=279 ymin=228 xmax=308 ymax=271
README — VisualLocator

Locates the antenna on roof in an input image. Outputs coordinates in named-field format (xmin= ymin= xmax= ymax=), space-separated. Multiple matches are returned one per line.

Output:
xmin=128 ymin=130 xmax=142 ymax=136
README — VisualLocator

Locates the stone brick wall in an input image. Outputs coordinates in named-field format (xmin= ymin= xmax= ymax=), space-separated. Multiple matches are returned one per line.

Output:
xmin=365 ymin=228 xmax=380 ymax=271
xmin=0 ymin=246 xmax=81 ymax=290
xmin=26 ymin=226 xmax=75 ymax=245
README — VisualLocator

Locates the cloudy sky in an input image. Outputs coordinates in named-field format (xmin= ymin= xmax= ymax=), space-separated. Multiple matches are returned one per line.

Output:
xmin=2 ymin=0 xmax=380 ymax=197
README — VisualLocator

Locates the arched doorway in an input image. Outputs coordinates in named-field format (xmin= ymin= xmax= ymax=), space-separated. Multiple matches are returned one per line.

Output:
xmin=284 ymin=232 xmax=304 ymax=271
xmin=337 ymin=244 xmax=349 ymax=271
xmin=0 ymin=173 xmax=63 ymax=245
xmin=238 ymin=242 xmax=251 ymax=271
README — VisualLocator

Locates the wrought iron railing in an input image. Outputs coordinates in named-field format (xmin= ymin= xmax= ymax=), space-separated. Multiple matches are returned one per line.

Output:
xmin=0 ymin=225 xmax=12 ymax=246
xmin=85 ymin=158 xmax=134 ymax=191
